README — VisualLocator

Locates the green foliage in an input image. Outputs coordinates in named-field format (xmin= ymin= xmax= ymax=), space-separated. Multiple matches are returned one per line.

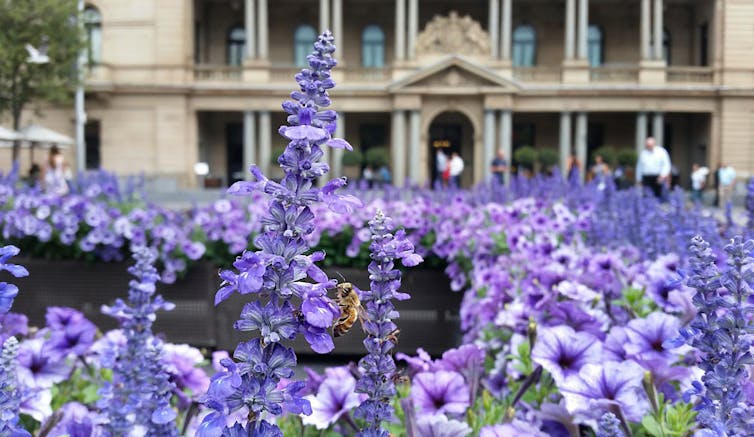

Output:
xmin=613 ymin=287 xmax=657 ymax=319
xmin=538 ymin=148 xmax=559 ymax=169
xmin=270 ymin=146 xmax=286 ymax=165
xmin=513 ymin=146 xmax=538 ymax=169
xmin=341 ymin=149 xmax=364 ymax=167
xmin=593 ymin=146 xmax=618 ymax=166
xmin=364 ymin=146 xmax=389 ymax=168
xmin=641 ymin=396 xmax=697 ymax=437
xmin=618 ymin=149 xmax=639 ymax=167
xmin=0 ymin=0 xmax=84 ymax=157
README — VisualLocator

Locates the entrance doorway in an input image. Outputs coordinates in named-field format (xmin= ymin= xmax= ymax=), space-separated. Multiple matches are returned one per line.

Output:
xmin=428 ymin=112 xmax=474 ymax=187
xmin=226 ymin=122 xmax=243 ymax=185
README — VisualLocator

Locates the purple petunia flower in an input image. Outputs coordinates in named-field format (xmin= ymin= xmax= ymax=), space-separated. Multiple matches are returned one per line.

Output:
xmin=16 ymin=338 xmax=69 ymax=389
xmin=411 ymin=371 xmax=470 ymax=417
xmin=532 ymin=325 xmax=603 ymax=384
xmin=480 ymin=421 xmax=550 ymax=437
xmin=415 ymin=414 xmax=472 ymax=437
xmin=44 ymin=316 xmax=97 ymax=359
xmin=301 ymin=366 xmax=365 ymax=430
xmin=623 ymin=312 xmax=681 ymax=364
xmin=560 ymin=361 xmax=649 ymax=423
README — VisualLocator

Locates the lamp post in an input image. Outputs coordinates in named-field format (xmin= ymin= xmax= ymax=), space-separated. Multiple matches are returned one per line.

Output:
xmin=75 ymin=0 xmax=86 ymax=174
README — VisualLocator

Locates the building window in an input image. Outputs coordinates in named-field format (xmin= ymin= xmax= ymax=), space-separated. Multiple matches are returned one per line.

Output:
xmin=83 ymin=5 xmax=102 ymax=65
xmin=587 ymin=25 xmax=603 ymax=66
xmin=699 ymin=23 xmax=708 ymax=66
xmin=227 ymin=26 xmax=245 ymax=66
xmin=294 ymin=25 xmax=317 ymax=67
xmin=85 ymin=120 xmax=101 ymax=170
xmin=361 ymin=25 xmax=385 ymax=68
xmin=512 ymin=25 xmax=536 ymax=67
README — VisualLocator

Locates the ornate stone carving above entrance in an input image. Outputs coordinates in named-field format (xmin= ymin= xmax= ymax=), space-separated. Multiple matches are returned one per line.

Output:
xmin=415 ymin=11 xmax=491 ymax=57
xmin=412 ymin=66 xmax=497 ymax=88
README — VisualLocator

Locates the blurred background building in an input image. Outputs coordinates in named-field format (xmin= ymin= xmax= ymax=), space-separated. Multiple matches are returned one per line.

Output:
xmin=4 ymin=0 xmax=753 ymax=189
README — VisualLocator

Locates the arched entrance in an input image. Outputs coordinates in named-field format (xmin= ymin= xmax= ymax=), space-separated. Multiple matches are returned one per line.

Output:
xmin=428 ymin=112 xmax=474 ymax=188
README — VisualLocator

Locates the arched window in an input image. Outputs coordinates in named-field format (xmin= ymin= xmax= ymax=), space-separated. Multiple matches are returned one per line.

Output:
xmin=587 ymin=25 xmax=603 ymax=66
xmin=83 ymin=6 xmax=102 ymax=64
xmin=294 ymin=25 xmax=317 ymax=67
xmin=512 ymin=25 xmax=536 ymax=67
xmin=227 ymin=26 xmax=245 ymax=66
xmin=361 ymin=25 xmax=385 ymax=68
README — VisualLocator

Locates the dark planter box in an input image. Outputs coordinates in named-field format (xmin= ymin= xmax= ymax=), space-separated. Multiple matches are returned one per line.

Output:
xmin=11 ymin=260 xmax=462 ymax=356
xmin=216 ymin=268 xmax=463 ymax=356
xmin=12 ymin=258 xmax=218 ymax=347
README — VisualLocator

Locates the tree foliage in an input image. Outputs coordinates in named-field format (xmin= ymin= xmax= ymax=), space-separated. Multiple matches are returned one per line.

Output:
xmin=0 ymin=0 xmax=83 ymax=160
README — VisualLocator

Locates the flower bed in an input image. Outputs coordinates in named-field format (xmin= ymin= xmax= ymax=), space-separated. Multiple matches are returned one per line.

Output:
xmin=1 ymin=30 xmax=754 ymax=437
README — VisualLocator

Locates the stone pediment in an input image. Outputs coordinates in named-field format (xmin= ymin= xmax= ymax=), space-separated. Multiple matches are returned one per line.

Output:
xmin=388 ymin=56 xmax=519 ymax=93
xmin=416 ymin=11 xmax=490 ymax=57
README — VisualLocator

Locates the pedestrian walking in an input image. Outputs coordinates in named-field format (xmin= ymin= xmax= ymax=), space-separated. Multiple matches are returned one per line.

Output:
xmin=690 ymin=163 xmax=709 ymax=204
xmin=717 ymin=163 xmax=736 ymax=207
xmin=490 ymin=149 xmax=508 ymax=185
xmin=449 ymin=152 xmax=464 ymax=187
xmin=635 ymin=137 xmax=671 ymax=198
xmin=43 ymin=146 xmax=72 ymax=195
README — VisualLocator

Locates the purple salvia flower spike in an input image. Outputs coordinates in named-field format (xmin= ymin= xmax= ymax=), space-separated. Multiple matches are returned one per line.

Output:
xmin=0 ymin=245 xmax=28 ymax=437
xmin=198 ymin=30 xmax=357 ymax=435
xmin=98 ymin=247 xmax=179 ymax=436
xmin=677 ymin=235 xmax=754 ymax=435
xmin=354 ymin=209 xmax=423 ymax=435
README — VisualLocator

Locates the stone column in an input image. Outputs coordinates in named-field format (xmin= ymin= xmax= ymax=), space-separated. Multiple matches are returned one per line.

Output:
xmin=258 ymin=111 xmax=271 ymax=175
xmin=576 ymin=0 xmax=588 ymax=60
xmin=408 ymin=110 xmax=421 ymax=184
xmin=332 ymin=113 xmax=345 ymax=178
xmin=653 ymin=0 xmax=663 ymax=61
xmin=575 ymin=112 xmax=588 ymax=183
xmin=559 ymin=112 xmax=572 ymax=176
xmin=257 ymin=0 xmax=268 ymax=60
xmin=332 ymin=0 xmax=343 ymax=56
xmin=498 ymin=110 xmax=512 ymax=184
xmin=636 ymin=112 xmax=647 ymax=155
xmin=640 ymin=0 xmax=651 ymax=60
xmin=501 ymin=0 xmax=512 ymax=61
xmin=395 ymin=0 xmax=406 ymax=61
xmin=319 ymin=0 xmax=330 ymax=32
xmin=407 ymin=0 xmax=418 ymax=60
xmin=243 ymin=111 xmax=256 ymax=179
xmin=391 ymin=111 xmax=406 ymax=186
xmin=484 ymin=110 xmax=496 ymax=179
xmin=245 ymin=0 xmax=257 ymax=59
xmin=564 ymin=0 xmax=576 ymax=60
xmin=652 ymin=112 xmax=664 ymax=149
xmin=489 ymin=0 xmax=500 ymax=59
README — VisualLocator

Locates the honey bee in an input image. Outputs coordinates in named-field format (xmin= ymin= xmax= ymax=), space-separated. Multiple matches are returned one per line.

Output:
xmin=383 ymin=328 xmax=400 ymax=345
xmin=333 ymin=282 xmax=365 ymax=337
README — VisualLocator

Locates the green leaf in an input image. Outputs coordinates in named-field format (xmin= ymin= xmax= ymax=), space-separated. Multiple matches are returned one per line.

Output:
xmin=641 ymin=415 xmax=664 ymax=437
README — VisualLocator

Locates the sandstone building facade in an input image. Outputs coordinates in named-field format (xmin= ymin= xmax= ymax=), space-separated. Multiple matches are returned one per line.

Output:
xmin=6 ymin=0 xmax=754 ymax=188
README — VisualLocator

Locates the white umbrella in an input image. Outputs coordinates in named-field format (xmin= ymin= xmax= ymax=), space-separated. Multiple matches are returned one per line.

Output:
xmin=0 ymin=126 xmax=21 ymax=142
xmin=19 ymin=124 xmax=74 ymax=147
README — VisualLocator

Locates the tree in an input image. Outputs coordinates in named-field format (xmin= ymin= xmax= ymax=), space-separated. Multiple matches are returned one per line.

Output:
xmin=0 ymin=0 xmax=82 ymax=162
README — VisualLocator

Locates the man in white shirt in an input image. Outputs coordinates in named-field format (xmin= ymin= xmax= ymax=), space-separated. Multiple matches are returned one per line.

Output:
xmin=690 ymin=163 xmax=709 ymax=204
xmin=635 ymin=137 xmax=672 ymax=198
xmin=717 ymin=163 xmax=736 ymax=207
xmin=449 ymin=152 xmax=464 ymax=187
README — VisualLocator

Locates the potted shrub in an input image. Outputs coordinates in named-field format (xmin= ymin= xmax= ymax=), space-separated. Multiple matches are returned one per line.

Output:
xmin=341 ymin=149 xmax=363 ymax=180
xmin=592 ymin=146 xmax=618 ymax=167
xmin=616 ymin=148 xmax=639 ymax=186
xmin=269 ymin=146 xmax=286 ymax=180
xmin=514 ymin=146 xmax=538 ymax=175
xmin=365 ymin=146 xmax=389 ymax=169
xmin=537 ymin=148 xmax=559 ymax=174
